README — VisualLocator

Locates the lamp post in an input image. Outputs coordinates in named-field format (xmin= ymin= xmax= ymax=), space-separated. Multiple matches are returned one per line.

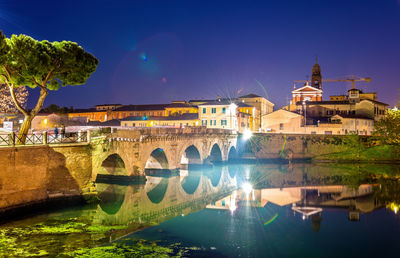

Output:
xmin=303 ymin=100 xmax=307 ymax=132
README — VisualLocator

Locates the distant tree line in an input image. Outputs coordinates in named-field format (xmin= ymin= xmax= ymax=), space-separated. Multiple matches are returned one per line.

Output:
xmin=41 ymin=104 xmax=74 ymax=114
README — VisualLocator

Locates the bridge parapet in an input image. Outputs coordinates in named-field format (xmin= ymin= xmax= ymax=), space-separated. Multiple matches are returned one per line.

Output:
xmin=109 ymin=127 xmax=236 ymax=139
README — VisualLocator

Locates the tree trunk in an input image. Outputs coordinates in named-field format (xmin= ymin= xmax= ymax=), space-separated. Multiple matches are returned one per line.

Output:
xmin=16 ymin=88 xmax=48 ymax=144
xmin=17 ymin=115 xmax=33 ymax=144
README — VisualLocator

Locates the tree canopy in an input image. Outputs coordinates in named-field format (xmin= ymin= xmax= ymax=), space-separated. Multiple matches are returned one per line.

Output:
xmin=0 ymin=30 xmax=98 ymax=142
xmin=0 ymin=32 xmax=98 ymax=92
xmin=374 ymin=109 xmax=400 ymax=145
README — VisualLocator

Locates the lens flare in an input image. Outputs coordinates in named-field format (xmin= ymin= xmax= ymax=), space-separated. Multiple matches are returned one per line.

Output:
xmin=264 ymin=214 xmax=278 ymax=226
xmin=243 ymin=129 xmax=252 ymax=140
xmin=242 ymin=182 xmax=253 ymax=194
xmin=279 ymin=134 xmax=287 ymax=158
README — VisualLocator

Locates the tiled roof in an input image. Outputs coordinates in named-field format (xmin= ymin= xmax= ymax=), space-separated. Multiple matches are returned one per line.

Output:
xmin=121 ymin=113 xmax=198 ymax=121
xmin=333 ymin=114 xmax=374 ymax=120
xmin=236 ymin=102 xmax=253 ymax=108
xmin=239 ymin=93 xmax=262 ymax=98
xmin=69 ymin=108 xmax=103 ymax=113
xmin=166 ymin=103 xmax=198 ymax=108
xmin=95 ymin=104 xmax=122 ymax=106
xmin=87 ymin=119 xmax=121 ymax=126
xmin=115 ymin=104 xmax=169 ymax=111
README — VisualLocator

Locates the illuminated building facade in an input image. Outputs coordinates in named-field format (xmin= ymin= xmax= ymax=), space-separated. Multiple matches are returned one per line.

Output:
xmin=120 ymin=113 xmax=200 ymax=128
xmin=198 ymin=100 xmax=239 ymax=131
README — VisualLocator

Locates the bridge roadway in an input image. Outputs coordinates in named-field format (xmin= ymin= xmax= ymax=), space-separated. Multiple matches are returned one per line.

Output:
xmin=92 ymin=127 xmax=238 ymax=179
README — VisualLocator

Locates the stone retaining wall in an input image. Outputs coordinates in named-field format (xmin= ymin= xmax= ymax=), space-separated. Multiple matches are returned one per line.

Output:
xmin=0 ymin=144 xmax=92 ymax=211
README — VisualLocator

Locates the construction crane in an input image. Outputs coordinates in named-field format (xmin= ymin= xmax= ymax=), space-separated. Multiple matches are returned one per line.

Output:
xmin=294 ymin=75 xmax=371 ymax=89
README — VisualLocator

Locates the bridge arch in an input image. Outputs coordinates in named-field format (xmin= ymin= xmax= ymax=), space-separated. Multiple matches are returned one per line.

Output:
xmin=145 ymin=148 xmax=169 ymax=170
xmin=228 ymin=146 xmax=238 ymax=161
xmin=180 ymin=144 xmax=202 ymax=169
xmin=206 ymin=143 xmax=223 ymax=164
xmin=100 ymin=153 xmax=127 ymax=176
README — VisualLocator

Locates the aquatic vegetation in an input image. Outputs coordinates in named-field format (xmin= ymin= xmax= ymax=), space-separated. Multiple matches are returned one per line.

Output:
xmin=63 ymin=241 xmax=183 ymax=257
xmin=0 ymin=218 xmax=129 ymax=256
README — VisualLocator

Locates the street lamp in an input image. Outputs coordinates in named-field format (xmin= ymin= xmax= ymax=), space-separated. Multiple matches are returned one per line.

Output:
xmin=302 ymin=100 xmax=307 ymax=132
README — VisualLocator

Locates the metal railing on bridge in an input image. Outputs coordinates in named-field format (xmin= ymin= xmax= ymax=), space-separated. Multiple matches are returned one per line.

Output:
xmin=0 ymin=131 xmax=90 ymax=146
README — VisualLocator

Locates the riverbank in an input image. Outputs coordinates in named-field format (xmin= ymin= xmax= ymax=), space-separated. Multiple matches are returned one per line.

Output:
xmin=241 ymin=133 xmax=400 ymax=163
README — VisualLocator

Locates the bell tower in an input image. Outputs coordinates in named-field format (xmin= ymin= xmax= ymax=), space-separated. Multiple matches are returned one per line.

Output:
xmin=311 ymin=57 xmax=322 ymax=90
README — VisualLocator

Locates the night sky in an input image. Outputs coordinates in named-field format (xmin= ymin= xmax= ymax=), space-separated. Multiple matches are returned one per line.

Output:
xmin=1 ymin=0 xmax=399 ymax=109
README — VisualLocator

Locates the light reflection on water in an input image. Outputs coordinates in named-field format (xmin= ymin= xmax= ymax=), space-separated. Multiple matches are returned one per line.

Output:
xmin=2 ymin=163 xmax=400 ymax=257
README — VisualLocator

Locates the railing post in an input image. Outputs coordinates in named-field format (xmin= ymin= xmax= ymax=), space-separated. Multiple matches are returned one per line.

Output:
xmin=10 ymin=132 xmax=15 ymax=146
xmin=87 ymin=130 xmax=91 ymax=143
xmin=78 ymin=130 xmax=82 ymax=142
xmin=43 ymin=131 xmax=47 ymax=145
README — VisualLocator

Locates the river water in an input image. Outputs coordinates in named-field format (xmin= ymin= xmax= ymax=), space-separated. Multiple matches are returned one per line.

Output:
xmin=1 ymin=163 xmax=400 ymax=257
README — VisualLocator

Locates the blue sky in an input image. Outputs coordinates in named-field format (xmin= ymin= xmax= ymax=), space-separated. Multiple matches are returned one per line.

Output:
xmin=1 ymin=0 xmax=399 ymax=108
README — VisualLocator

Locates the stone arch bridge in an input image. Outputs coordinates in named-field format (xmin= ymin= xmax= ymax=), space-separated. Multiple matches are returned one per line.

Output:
xmin=92 ymin=127 xmax=238 ymax=179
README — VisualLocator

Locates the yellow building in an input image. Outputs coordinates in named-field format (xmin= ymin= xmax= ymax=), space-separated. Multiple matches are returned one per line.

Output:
xmin=330 ymin=91 xmax=377 ymax=102
xmin=238 ymin=94 xmax=274 ymax=132
xmin=237 ymin=103 xmax=256 ymax=131
xmin=68 ymin=104 xmax=168 ymax=122
xmin=190 ymin=94 xmax=274 ymax=132
xmin=165 ymin=101 xmax=198 ymax=116
xmin=198 ymin=100 xmax=239 ymax=131
xmin=120 ymin=113 xmax=200 ymax=128
xmin=68 ymin=109 xmax=109 ymax=122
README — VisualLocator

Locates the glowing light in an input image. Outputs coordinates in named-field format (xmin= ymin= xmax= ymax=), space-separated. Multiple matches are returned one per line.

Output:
xmin=195 ymin=121 xmax=199 ymax=126
xmin=302 ymin=215 xmax=306 ymax=220
xmin=43 ymin=118 xmax=48 ymax=125
xmin=228 ymin=103 xmax=237 ymax=115
xmin=229 ymin=198 xmax=237 ymax=212
xmin=150 ymin=121 xmax=154 ymax=126
xmin=242 ymin=182 xmax=253 ymax=195
xmin=243 ymin=129 xmax=252 ymax=140
xmin=264 ymin=214 xmax=279 ymax=226
xmin=388 ymin=202 xmax=399 ymax=214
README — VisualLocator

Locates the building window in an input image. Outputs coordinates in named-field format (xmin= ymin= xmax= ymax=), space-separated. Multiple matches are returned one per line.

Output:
xmin=203 ymin=108 xmax=206 ymax=114
xmin=222 ymin=107 xmax=226 ymax=114
xmin=212 ymin=108 xmax=216 ymax=113
xmin=280 ymin=123 xmax=284 ymax=130
xmin=202 ymin=120 xmax=207 ymax=126
xmin=221 ymin=120 xmax=227 ymax=126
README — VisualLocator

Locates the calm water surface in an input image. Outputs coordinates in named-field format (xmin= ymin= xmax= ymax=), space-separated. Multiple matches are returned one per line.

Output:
xmin=1 ymin=163 xmax=400 ymax=257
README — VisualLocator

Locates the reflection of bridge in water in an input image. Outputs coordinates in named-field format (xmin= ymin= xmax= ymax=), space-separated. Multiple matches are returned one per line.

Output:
xmin=87 ymin=163 xmax=394 ymax=238
xmin=92 ymin=166 xmax=237 ymax=227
